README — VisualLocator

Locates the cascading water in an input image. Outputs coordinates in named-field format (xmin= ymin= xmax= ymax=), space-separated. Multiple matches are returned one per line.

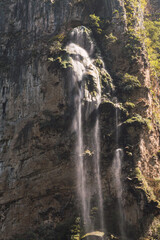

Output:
xmin=112 ymin=149 xmax=126 ymax=239
xmin=66 ymin=26 xmax=104 ymax=233
xmin=93 ymin=98 xmax=104 ymax=231
xmin=112 ymin=100 xmax=126 ymax=239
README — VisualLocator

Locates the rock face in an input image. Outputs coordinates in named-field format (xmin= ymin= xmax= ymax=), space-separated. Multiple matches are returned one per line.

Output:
xmin=0 ymin=0 xmax=160 ymax=240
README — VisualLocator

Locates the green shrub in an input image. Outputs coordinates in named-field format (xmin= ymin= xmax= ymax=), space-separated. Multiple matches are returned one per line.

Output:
xmin=124 ymin=30 xmax=142 ymax=61
xmin=48 ymin=50 xmax=72 ymax=69
xmin=94 ymin=58 xmax=104 ymax=68
xmin=134 ymin=167 xmax=156 ymax=202
xmin=124 ymin=114 xmax=145 ymax=125
xmin=119 ymin=73 xmax=141 ymax=92
xmin=84 ymin=74 xmax=98 ymax=97
xmin=89 ymin=14 xmax=104 ymax=36
xmin=105 ymin=33 xmax=117 ymax=45
xmin=100 ymin=70 xmax=113 ymax=91
xmin=89 ymin=14 xmax=101 ymax=28
xmin=124 ymin=114 xmax=153 ymax=130
xmin=70 ymin=218 xmax=80 ymax=240
xmin=144 ymin=17 xmax=160 ymax=76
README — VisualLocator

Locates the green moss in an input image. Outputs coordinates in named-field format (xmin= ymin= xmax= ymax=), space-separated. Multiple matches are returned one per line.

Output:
xmin=157 ymin=150 xmax=160 ymax=159
xmin=70 ymin=218 xmax=81 ymax=240
xmin=142 ymin=217 xmax=160 ymax=240
xmin=100 ymin=71 xmax=114 ymax=91
xmin=150 ymin=224 xmax=160 ymax=240
xmin=94 ymin=58 xmax=104 ymax=68
xmin=126 ymin=151 xmax=133 ymax=157
xmin=89 ymin=14 xmax=101 ymax=28
xmin=48 ymin=50 xmax=72 ymax=69
xmin=147 ymin=178 xmax=160 ymax=206
xmin=118 ymin=103 xmax=128 ymax=115
xmin=102 ymin=100 xmax=115 ymax=106
xmin=124 ymin=114 xmax=144 ymax=124
xmin=124 ymin=0 xmax=146 ymax=29
xmin=94 ymin=59 xmax=114 ymax=97
xmin=88 ymin=14 xmax=108 ymax=37
xmin=134 ymin=167 xmax=157 ymax=203
xmin=124 ymin=102 xmax=135 ymax=109
xmin=145 ymin=118 xmax=153 ymax=131
xmin=124 ymin=0 xmax=160 ymax=76
xmin=112 ymin=9 xmax=119 ymax=19
xmin=124 ymin=114 xmax=153 ymax=130
xmin=123 ymin=30 xmax=142 ymax=63
xmin=119 ymin=73 xmax=141 ymax=92
xmin=51 ymin=33 xmax=66 ymax=42
xmin=47 ymin=32 xmax=72 ymax=70
xmin=49 ymin=41 xmax=62 ymax=54
xmin=105 ymin=33 xmax=117 ymax=46
xmin=143 ymin=16 xmax=160 ymax=77
xmin=83 ymin=149 xmax=93 ymax=157
xmin=90 ymin=207 xmax=98 ymax=216
xmin=84 ymin=74 xmax=98 ymax=97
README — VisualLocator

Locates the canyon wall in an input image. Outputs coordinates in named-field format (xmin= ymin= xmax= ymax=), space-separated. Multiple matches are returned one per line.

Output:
xmin=0 ymin=0 xmax=160 ymax=239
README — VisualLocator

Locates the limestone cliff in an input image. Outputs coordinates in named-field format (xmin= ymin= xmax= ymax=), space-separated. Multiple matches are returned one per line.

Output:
xmin=0 ymin=0 xmax=160 ymax=240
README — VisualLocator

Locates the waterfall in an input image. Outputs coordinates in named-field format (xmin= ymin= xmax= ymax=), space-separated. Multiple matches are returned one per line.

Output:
xmin=112 ymin=100 xmax=126 ymax=239
xmin=93 ymin=95 xmax=104 ymax=231
xmin=112 ymin=149 xmax=126 ymax=239
xmin=66 ymin=26 xmax=104 ymax=233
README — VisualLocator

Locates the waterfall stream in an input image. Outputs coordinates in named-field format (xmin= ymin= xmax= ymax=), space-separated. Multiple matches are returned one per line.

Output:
xmin=112 ymin=149 xmax=126 ymax=239
xmin=112 ymin=101 xmax=126 ymax=239
xmin=66 ymin=27 xmax=104 ymax=233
